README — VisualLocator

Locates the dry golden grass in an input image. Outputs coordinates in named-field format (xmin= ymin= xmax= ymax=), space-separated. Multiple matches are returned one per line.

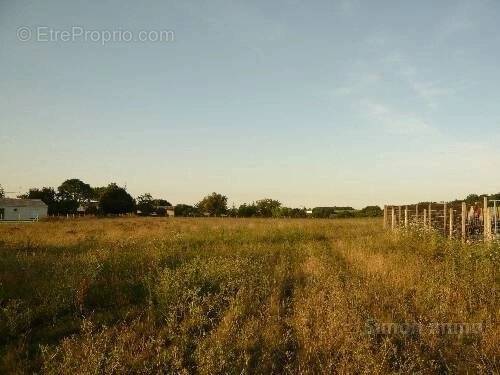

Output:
xmin=0 ymin=217 xmax=498 ymax=373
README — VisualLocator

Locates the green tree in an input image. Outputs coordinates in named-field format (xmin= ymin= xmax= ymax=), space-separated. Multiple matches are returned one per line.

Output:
xmin=357 ymin=206 xmax=383 ymax=217
xmin=272 ymin=207 xmax=306 ymax=218
xmin=57 ymin=179 xmax=93 ymax=203
xmin=56 ymin=179 xmax=93 ymax=214
xmin=289 ymin=207 xmax=307 ymax=218
xmin=275 ymin=206 xmax=288 ymax=218
xmin=174 ymin=204 xmax=199 ymax=217
xmin=255 ymin=199 xmax=281 ymax=217
xmin=152 ymin=199 xmax=172 ymax=207
xmin=136 ymin=193 xmax=155 ymax=216
xmin=99 ymin=183 xmax=135 ymax=215
xmin=465 ymin=194 xmax=480 ymax=205
xmin=54 ymin=200 xmax=80 ymax=215
xmin=227 ymin=204 xmax=238 ymax=217
xmin=312 ymin=207 xmax=336 ymax=218
xmin=0 ymin=184 xmax=4 ymax=198
xmin=92 ymin=186 xmax=107 ymax=201
xmin=238 ymin=203 xmax=258 ymax=217
xmin=197 ymin=192 xmax=228 ymax=217
xmin=336 ymin=210 xmax=355 ymax=218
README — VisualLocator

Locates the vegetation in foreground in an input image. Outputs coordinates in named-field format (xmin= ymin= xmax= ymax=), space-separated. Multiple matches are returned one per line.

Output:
xmin=0 ymin=218 xmax=498 ymax=373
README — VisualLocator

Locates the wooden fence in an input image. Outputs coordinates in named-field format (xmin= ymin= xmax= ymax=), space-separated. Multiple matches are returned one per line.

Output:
xmin=384 ymin=197 xmax=500 ymax=242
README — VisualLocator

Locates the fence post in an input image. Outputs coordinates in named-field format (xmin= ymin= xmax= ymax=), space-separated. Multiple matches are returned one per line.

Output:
xmin=391 ymin=207 xmax=395 ymax=230
xmin=462 ymin=202 xmax=467 ymax=243
xmin=428 ymin=203 xmax=432 ymax=230
xmin=384 ymin=205 xmax=388 ymax=229
xmin=449 ymin=207 xmax=454 ymax=239
xmin=398 ymin=206 xmax=402 ymax=227
xmin=443 ymin=203 xmax=447 ymax=235
xmin=495 ymin=200 xmax=498 ymax=236
xmin=404 ymin=206 xmax=408 ymax=227
xmin=484 ymin=196 xmax=491 ymax=242
xmin=423 ymin=209 xmax=427 ymax=229
xmin=415 ymin=204 xmax=419 ymax=224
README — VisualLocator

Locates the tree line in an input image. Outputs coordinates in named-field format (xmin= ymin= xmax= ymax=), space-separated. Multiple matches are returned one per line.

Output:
xmin=2 ymin=182 xmax=499 ymax=218
xmin=154 ymin=194 xmax=383 ymax=218
xmin=0 ymin=180 xmax=385 ymax=218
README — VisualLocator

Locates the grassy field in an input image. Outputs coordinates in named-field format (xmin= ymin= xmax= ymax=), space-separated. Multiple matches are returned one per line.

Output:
xmin=0 ymin=217 xmax=498 ymax=374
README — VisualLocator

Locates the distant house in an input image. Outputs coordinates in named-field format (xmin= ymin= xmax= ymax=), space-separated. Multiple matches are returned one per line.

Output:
xmin=157 ymin=205 xmax=175 ymax=217
xmin=0 ymin=198 xmax=48 ymax=221
xmin=77 ymin=200 xmax=99 ymax=214
xmin=137 ymin=206 xmax=175 ymax=217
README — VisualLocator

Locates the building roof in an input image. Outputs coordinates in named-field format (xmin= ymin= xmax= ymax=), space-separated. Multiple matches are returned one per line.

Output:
xmin=0 ymin=198 xmax=48 ymax=208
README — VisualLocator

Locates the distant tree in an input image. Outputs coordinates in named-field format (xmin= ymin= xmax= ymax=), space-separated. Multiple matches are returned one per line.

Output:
xmin=54 ymin=200 xmax=80 ymax=215
xmin=273 ymin=207 xmax=307 ymax=218
xmin=99 ymin=183 xmax=135 ymax=215
xmin=238 ymin=203 xmax=258 ymax=217
xmin=255 ymin=199 xmax=281 ymax=217
xmin=357 ymin=206 xmax=383 ymax=217
xmin=92 ymin=186 xmax=107 ymax=201
xmin=153 ymin=199 xmax=172 ymax=207
xmin=311 ymin=207 xmax=336 ymax=218
xmin=18 ymin=187 xmax=55 ymax=202
xmin=465 ymin=194 xmax=480 ymax=205
xmin=55 ymin=179 xmax=93 ymax=214
xmin=289 ymin=207 xmax=307 ymax=218
xmin=197 ymin=192 xmax=228 ymax=217
xmin=0 ymin=184 xmax=4 ymax=198
xmin=336 ymin=210 xmax=355 ymax=218
xmin=417 ymin=201 xmax=433 ymax=207
xmin=227 ymin=204 xmax=238 ymax=217
xmin=333 ymin=206 xmax=355 ymax=211
xmin=136 ymin=193 xmax=155 ymax=216
xmin=174 ymin=204 xmax=199 ymax=217
xmin=57 ymin=179 xmax=93 ymax=203
xmin=274 ymin=206 xmax=288 ymax=218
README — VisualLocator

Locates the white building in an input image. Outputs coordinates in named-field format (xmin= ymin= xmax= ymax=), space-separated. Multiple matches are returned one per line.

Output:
xmin=166 ymin=206 xmax=175 ymax=217
xmin=156 ymin=205 xmax=175 ymax=217
xmin=0 ymin=198 xmax=48 ymax=221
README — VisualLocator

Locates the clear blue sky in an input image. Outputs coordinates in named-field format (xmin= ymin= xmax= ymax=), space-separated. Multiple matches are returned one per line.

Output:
xmin=1 ymin=0 xmax=499 ymax=208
